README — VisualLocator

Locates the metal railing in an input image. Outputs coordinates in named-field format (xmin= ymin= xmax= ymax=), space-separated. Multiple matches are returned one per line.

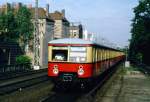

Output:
xmin=0 ymin=63 xmax=32 ymax=73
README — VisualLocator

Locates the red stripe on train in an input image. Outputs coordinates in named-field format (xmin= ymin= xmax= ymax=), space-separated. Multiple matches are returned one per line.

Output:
xmin=48 ymin=62 xmax=94 ymax=78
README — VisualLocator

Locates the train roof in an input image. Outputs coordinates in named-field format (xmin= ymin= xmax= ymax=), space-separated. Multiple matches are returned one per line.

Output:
xmin=48 ymin=38 xmax=93 ymax=45
xmin=48 ymin=38 xmax=122 ymax=51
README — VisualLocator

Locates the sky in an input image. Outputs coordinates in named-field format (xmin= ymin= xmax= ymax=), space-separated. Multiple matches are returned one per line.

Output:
xmin=0 ymin=0 xmax=139 ymax=47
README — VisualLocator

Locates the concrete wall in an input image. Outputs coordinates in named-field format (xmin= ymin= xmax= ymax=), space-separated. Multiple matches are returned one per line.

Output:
xmin=53 ymin=20 xmax=70 ymax=39
xmin=41 ymin=19 xmax=54 ymax=68
xmin=63 ymin=22 xmax=70 ymax=38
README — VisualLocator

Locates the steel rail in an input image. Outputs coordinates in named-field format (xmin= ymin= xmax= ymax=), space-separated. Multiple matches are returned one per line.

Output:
xmin=0 ymin=72 xmax=48 ymax=95
xmin=40 ymin=62 xmax=123 ymax=102
xmin=82 ymin=61 xmax=122 ymax=101
xmin=0 ymin=69 xmax=47 ymax=80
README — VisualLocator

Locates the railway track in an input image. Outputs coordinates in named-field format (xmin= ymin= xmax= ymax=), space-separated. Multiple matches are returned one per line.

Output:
xmin=79 ymin=62 xmax=120 ymax=102
xmin=0 ymin=69 xmax=47 ymax=80
xmin=41 ymin=91 xmax=82 ymax=102
xmin=0 ymin=62 xmax=123 ymax=101
xmin=0 ymin=70 xmax=48 ymax=95
xmin=41 ymin=62 xmax=122 ymax=102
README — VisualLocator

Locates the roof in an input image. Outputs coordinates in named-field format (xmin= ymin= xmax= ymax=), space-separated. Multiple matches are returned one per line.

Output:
xmin=48 ymin=38 xmax=122 ymax=51
xmin=0 ymin=7 xmax=54 ymax=22
xmin=30 ymin=8 xmax=46 ymax=18
xmin=49 ymin=11 xmax=69 ymax=22
xmin=48 ymin=38 xmax=93 ymax=45
xmin=49 ymin=11 xmax=62 ymax=20
xmin=29 ymin=8 xmax=54 ymax=22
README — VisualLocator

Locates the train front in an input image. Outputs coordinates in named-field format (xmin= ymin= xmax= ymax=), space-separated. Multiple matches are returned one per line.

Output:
xmin=48 ymin=38 xmax=93 ymax=84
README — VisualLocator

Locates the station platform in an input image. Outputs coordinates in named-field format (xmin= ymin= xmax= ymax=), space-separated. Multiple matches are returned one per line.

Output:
xmin=95 ymin=65 xmax=150 ymax=102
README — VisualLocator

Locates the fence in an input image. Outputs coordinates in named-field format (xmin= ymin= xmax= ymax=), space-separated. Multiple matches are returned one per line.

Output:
xmin=0 ymin=63 xmax=32 ymax=73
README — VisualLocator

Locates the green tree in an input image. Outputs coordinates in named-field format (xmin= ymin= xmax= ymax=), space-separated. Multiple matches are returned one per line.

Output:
xmin=0 ymin=10 xmax=18 ymax=42
xmin=129 ymin=0 xmax=150 ymax=65
xmin=16 ymin=6 xmax=34 ymax=52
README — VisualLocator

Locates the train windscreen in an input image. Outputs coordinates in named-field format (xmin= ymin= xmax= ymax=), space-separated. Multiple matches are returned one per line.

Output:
xmin=52 ymin=50 xmax=68 ymax=61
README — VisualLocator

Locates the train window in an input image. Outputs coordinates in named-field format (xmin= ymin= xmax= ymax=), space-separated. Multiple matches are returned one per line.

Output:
xmin=97 ymin=49 xmax=98 ymax=61
xmin=104 ymin=49 xmax=106 ymax=60
xmin=99 ymin=49 xmax=101 ymax=61
xmin=69 ymin=47 xmax=87 ymax=62
xmin=52 ymin=50 xmax=68 ymax=61
xmin=106 ymin=50 xmax=107 ymax=59
xmin=104 ymin=50 xmax=106 ymax=60
xmin=70 ymin=47 xmax=86 ymax=52
xmin=105 ymin=50 xmax=107 ymax=59
xmin=106 ymin=50 xmax=108 ymax=59
xmin=107 ymin=50 xmax=109 ymax=59
xmin=101 ymin=49 xmax=103 ymax=61
xmin=98 ymin=49 xmax=99 ymax=61
xmin=93 ymin=48 xmax=96 ymax=62
xmin=95 ymin=49 xmax=97 ymax=62
xmin=102 ymin=49 xmax=105 ymax=60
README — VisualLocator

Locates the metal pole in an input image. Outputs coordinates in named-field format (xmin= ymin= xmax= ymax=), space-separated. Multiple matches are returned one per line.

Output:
xmin=126 ymin=46 xmax=128 ymax=61
xmin=72 ymin=22 xmax=74 ymax=38
xmin=5 ymin=0 xmax=7 ymax=14
xmin=34 ymin=0 xmax=40 ymax=70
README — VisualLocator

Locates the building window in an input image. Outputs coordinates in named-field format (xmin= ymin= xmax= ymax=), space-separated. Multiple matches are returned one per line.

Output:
xmin=73 ymin=32 xmax=77 ymax=37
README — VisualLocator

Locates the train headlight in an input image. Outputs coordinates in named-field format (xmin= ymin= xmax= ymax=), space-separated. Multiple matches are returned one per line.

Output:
xmin=78 ymin=65 xmax=84 ymax=75
xmin=53 ymin=65 xmax=59 ymax=74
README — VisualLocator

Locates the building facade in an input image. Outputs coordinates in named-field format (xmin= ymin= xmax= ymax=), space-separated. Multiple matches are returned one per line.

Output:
xmin=0 ymin=3 xmax=71 ymax=69
xmin=69 ymin=24 xmax=83 ymax=38
xmin=49 ymin=10 xmax=70 ymax=39
xmin=29 ymin=7 xmax=54 ymax=68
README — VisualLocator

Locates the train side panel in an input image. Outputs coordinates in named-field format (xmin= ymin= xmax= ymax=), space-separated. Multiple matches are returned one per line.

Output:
xmin=47 ymin=38 xmax=125 ymax=84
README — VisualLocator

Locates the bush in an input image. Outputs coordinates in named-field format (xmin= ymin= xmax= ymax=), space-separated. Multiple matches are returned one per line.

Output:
xmin=16 ymin=55 xmax=32 ymax=70
xmin=16 ymin=55 xmax=31 ymax=64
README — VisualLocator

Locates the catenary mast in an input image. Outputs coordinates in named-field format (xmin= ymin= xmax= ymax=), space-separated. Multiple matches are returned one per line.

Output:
xmin=34 ymin=0 xmax=40 ymax=69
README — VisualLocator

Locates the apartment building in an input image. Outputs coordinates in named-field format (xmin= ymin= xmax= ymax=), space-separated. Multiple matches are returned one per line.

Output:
xmin=29 ymin=7 xmax=54 ymax=68
xmin=49 ymin=10 xmax=70 ymax=39
xmin=70 ymin=24 xmax=83 ymax=38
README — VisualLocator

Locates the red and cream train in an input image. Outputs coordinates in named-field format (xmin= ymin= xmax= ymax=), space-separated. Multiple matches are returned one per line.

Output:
xmin=48 ymin=38 xmax=125 ymax=85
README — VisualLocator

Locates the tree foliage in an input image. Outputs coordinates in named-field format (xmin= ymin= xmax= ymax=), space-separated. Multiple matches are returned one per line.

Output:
xmin=0 ymin=6 xmax=33 ymax=52
xmin=16 ymin=6 xmax=34 ymax=51
xmin=0 ymin=10 xmax=18 ymax=41
xmin=129 ymin=0 xmax=150 ymax=65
